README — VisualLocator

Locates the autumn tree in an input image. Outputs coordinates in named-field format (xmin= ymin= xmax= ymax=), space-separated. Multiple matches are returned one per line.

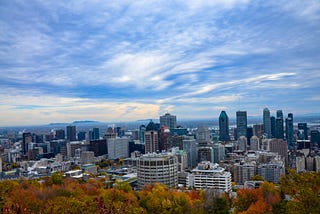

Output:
xmin=280 ymin=169 xmax=320 ymax=214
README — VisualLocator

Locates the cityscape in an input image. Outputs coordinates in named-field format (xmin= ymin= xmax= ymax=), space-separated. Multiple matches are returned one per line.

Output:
xmin=1 ymin=0 xmax=320 ymax=213
xmin=0 ymin=110 xmax=320 ymax=212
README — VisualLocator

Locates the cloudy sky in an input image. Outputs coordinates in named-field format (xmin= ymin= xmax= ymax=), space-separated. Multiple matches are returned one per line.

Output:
xmin=0 ymin=0 xmax=319 ymax=126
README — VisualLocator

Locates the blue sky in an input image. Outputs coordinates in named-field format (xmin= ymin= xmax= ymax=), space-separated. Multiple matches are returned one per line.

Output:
xmin=0 ymin=0 xmax=319 ymax=126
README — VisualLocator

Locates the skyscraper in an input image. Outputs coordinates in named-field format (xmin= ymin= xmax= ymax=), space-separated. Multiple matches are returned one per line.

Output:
xmin=92 ymin=127 xmax=100 ymax=140
xmin=145 ymin=131 xmax=159 ymax=153
xmin=298 ymin=123 xmax=308 ymax=140
xmin=270 ymin=116 xmax=276 ymax=138
xmin=160 ymin=113 xmax=177 ymax=129
xmin=236 ymin=111 xmax=247 ymax=139
xmin=275 ymin=110 xmax=284 ymax=139
xmin=285 ymin=113 xmax=294 ymax=149
xmin=66 ymin=125 xmax=77 ymax=141
xmin=219 ymin=111 xmax=230 ymax=141
xmin=263 ymin=108 xmax=271 ymax=138
xmin=22 ymin=132 xmax=32 ymax=156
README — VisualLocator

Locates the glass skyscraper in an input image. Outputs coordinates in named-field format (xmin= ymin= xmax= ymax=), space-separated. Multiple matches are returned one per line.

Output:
xmin=219 ymin=111 xmax=230 ymax=141
xmin=285 ymin=113 xmax=294 ymax=149
xmin=236 ymin=111 xmax=247 ymax=139
xmin=263 ymin=108 xmax=271 ymax=138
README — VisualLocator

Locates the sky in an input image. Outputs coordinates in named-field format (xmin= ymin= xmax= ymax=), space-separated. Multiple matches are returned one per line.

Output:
xmin=0 ymin=0 xmax=319 ymax=126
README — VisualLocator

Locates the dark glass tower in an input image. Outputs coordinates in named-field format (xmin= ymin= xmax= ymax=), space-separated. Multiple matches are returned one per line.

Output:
xmin=263 ymin=108 xmax=271 ymax=138
xmin=298 ymin=123 xmax=308 ymax=140
xmin=270 ymin=116 xmax=276 ymax=138
xmin=275 ymin=110 xmax=284 ymax=139
xmin=236 ymin=111 xmax=247 ymax=139
xmin=219 ymin=111 xmax=230 ymax=141
xmin=66 ymin=125 xmax=77 ymax=141
xmin=285 ymin=113 xmax=294 ymax=149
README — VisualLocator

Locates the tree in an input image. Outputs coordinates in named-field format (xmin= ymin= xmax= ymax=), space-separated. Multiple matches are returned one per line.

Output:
xmin=280 ymin=169 xmax=320 ymax=214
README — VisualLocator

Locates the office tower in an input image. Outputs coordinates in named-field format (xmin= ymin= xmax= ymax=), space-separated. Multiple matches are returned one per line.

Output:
xmin=257 ymin=163 xmax=285 ymax=184
xmin=80 ymin=151 xmax=95 ymax=165
xmin=253 ymin=124 xmax=264 ymax=138
xmin=213 ymin=143 xmax=225 ymax=163
xmin=137 ymin=153 xmax=178 ymax=189
xmin=66 ymin=125 xmax=77 ymax=141
xmin=268 ymin=139 xmax=288 ymax=166
xmin=160 ymin=112 xmax=177 ymax=129
xmin=89 ymin=139 xmax=108 ymax=156
xmin=247 ymin=127 xmax=253 ymax=145
xmin=238 ymin=136 xmax=247 ymax=151
xmin=107 ymin=138 xmax=129 ymax=159
xmin=77 ymin=131 xmax=86 ymax=141
xmin=250 ymin=136 xmax=260 ymax=150
xmin=219 ymin=111 xmax=230 ymax=141
xmin=92 ymin=128 xmax=100 ymax=140
xmin=22 ymin=132 xmax=32 ymax=156
xmin=236 ymin=111 xmax=247 ymax=139
xmin=285 ymin=113 xmax=294 ymax=149
xmin=159 ymin=126 xmax=171 ymax=151
xmin=275 ymin=118 xmax=284 ymax=139
xmin=310 ymin=130 xmax=320 ymax=148
xmin=276 ymin=110 xmax=283 ymax=119
xmin=298 ymin=123 xmax=308 ymax=140
xmin=55 ymin=129 xmax=65 ymax=140
xmin=139 ymin=125 xmax=146 ymax=144
xmin=263 ymin=108 xmax=272 ymax=138
xmin=233 ymin=162 xmax=256 ymax=185
xmin=183 ymin=139 xmax=198 ymax=169
xmin=144 ymin=131 xmax=159 ymax=153
xmin=270 ymin=116 xmax=276 ymax=138
xmin=196 ymin=126 xmax=211 ymax=143
xmin=188 ymin=162 xmax=231 ymax=192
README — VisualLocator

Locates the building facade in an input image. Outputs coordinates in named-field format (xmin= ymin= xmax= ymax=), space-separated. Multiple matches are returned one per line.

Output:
xmin=137 ymin=153 xmax=178 ymax=189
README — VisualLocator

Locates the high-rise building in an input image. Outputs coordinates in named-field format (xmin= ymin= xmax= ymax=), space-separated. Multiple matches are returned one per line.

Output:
xmin=92 ymin=127 xmax=100 ymax=140
xmin=160 ymin=112 xmax=177 ymax=129
xmin=236 ymin=111 xmax=247 ymax=139
xmin=22 ymin=132 xmax=32 ymax=156
xmin=89 ymin=139 xmax=108 ymax=156
xmin=285 ymin=113 xmax=294 ymax=150
xmin=257 ymin=163 xmax=285 ymax=184
xmin=107 ymin=138 xmax=129 ymax=159
xmin=275 ymin=118 xmax=284 ymax=139
xmin=238 ymin=136 xmax=247 ymax=151
xmin=298 ymin=123 xmax=308 ymax=140
xmin=250 ymin=136 xmax=260 ymax=151
xmin=77 ymin=131 xmax=86 ymax=141
xmin=310 ymin=130 xmax=320 ymax=148
xmin=188 ymin=161 xmax=231 ymax=192
xmin=137 ymin=153 xmax=178 ymax=189
xmin=139 ymin=125 xmax=146 ymax=144
xmin=263 ymin=108 xmax=271 ymax=138
xmin=219 ymin=111 xmax=230 ymax=141
xmin=270 ymin=116 xmax=276 ymax=138
xmin=144 ymin=131 xmax=159 ymax=153
xmin=233 ymin=162 xmax=256 ymax=185
xmin=268 ymin=139 xmax=288 ymax=166
xmin=66 ymin=125 xmax=77 ymax=141
xmin=253 ymin=124 xmax=264 ymax=139
xmin=55 ymin=129 xmax=65 ymax=140
xmin=183 ymin=139 xmax=198 ymax=170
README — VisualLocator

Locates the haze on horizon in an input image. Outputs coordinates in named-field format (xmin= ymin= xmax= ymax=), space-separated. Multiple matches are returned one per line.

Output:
xmin=0 ymin=0 xmax=319 ymax=126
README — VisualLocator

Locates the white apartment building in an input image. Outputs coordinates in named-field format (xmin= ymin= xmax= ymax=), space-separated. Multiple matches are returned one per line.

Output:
xmin=188 ymin=161 xmax=231 ymax=192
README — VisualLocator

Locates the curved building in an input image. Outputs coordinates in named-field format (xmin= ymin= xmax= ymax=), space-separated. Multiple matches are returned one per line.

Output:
xmin=219 ymin=111 xmax=230 ymax=141
xmin=137 ymin=153 xmax=178 ymax=189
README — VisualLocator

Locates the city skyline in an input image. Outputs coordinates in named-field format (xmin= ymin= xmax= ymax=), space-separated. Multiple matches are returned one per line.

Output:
xmin=0 ymin=1 xmax=319 ymax=126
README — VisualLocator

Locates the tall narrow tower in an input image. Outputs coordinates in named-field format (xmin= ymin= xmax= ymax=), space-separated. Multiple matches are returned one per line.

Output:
xmin=236 ymin=111 xmax=247 ymax=139
xmin=263 ymin=108 xmax=271 ymax=138
xmin=219 ymin=111 xmax=230 ymax=141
